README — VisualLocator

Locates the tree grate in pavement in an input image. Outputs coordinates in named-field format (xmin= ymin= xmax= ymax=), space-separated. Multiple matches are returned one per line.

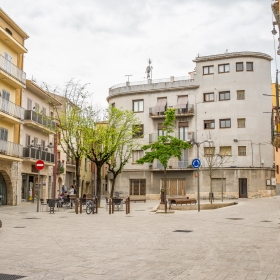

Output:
xmin=173 ymin=230 xmax=193 ymax=233
xmin=261 ymin=220 xmax=272 ymax=222
xmin=226 ymin=218 xmax=244 ymax=220
xmin=0 ymin=273 xmax=26 ymax=279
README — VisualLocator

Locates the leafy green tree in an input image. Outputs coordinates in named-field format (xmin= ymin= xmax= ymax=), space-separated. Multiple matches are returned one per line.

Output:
xmin=136 ymin=108 xmax=191 ymax=203
xmin=83 ymin=106 xmax=141 ymax=204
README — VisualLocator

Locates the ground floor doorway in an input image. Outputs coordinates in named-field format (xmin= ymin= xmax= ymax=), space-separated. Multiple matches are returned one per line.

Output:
xmin=0 ymin=172 xmax=7 ymax=205
xmin=22 ymin=174 xmax=34 ymax=202
xmin=162 ymin=179 xmax=186 ymax=196
xmin=239 ymin=178 xmax=248 ymax=198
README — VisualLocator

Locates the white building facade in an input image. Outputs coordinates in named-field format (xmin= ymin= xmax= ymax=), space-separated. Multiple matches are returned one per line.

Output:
xmin=107 ymin=52 xmax=275 ymax=200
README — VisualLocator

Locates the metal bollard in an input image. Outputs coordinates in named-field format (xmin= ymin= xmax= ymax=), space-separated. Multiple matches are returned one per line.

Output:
xmin=109 ymin=199 xmax=111 ymax=214
xmin=128 ymin=197 xmax=130 ymax=214
xmin=80 ymin=198 xmax=82 ymax=213
xmin=112 ymin=198 xmax=114 ymax=214
xmin=75 ymin=198 xmax=79 ymax=214
xmin=95 ymin=197 xmax=98 ymax=214
xmin=165 ymin=199 xmax=167 ymax=213
xmin=126 ymin=198 xmax=128 ymax=214
xmin=92 ymin=199 xmax=94 ymax=214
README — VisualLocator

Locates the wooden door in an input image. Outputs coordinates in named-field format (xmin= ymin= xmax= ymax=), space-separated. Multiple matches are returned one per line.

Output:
xmin=239 ymin=178 xmax=247 ymax=198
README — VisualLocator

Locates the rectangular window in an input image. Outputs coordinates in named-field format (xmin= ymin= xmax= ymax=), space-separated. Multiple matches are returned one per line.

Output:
xmin=41 ymin=140 xmax=45 ymax=149
xmin=219 ymin=146 xmax=232 ymax=156
xmin=204 ymin=92 xmax=214 ymax=102
xmin=42 ymin=107 xmax=46 ymax=115
xmin=237 ymin=118 xmax=245 ymax=128
xmin=219 ymin=91 xmax=230 ymax=101
xmin=236 ymin=62 xmax=243 ymax=71
xmin=204 ymin=147 xmax=215 ymax=156
xmin=158 ymin=123 xmax=167 ymax=137
xmin=238 ymin=146 xmax=246 ymax=156
xmin=204 ymin=120 xmax=215 ymax=129
xmin=237 ymin=90 xmax=245 ymax=100
xmin=0 ymin=127 xmax=8 ymax=141
xmin=133 ymin=100 xmax=144 ymax=112
xmin=155 ymin=97 xmax=167 ymax=114
xmin=218 ymin=64 xmax=230 ymax=73
xmin=133 ymin=124 xmax=144 ymax=138
xmin=132 ymin=150 xmax=144 ymax=162
xmin=27 ymin=98 xmax=32 ymax=110
xmin=130 ymin=179 xmax=146 ymax=195
xmin=220 ymin=119 xmax=231 ymax=128
xmin=277 ymin=165 xmax=279 ymax=174
xmin=2 ymin=89 xmax=10 ymax=101
xmin=178 ymin=127 xmax=188 ymax=141
xmin=85 ymin=159 xmax=87 ymax=171
xmin=246 ymin=62 xmax=253 ymax=71
xmin=26 ymin=134 xmax=30 ymax=146
xmin=203 ymin=65 xmax=214 ymax=75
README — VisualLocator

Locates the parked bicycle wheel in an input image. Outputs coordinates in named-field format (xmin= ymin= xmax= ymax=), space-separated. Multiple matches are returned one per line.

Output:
xmin=86 ymin=202 xmax=93 ymax=214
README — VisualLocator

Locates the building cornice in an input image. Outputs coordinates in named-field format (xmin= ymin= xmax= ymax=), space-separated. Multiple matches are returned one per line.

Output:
xmin=193 ymin=51 xmax=273 ymax=62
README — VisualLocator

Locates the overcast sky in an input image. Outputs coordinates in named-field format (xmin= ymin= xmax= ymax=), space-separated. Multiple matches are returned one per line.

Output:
xmin=1 ymin=0 xmax=278 ymax=106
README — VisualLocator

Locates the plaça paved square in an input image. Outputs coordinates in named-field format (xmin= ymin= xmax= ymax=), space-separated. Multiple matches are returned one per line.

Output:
xmin=0 ymin=197 xmax=280 ymax=280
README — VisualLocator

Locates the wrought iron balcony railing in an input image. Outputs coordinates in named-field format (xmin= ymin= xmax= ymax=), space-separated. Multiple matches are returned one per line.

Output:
xmin=149 ymin=131 xmax=194 ymax=143
xmin=149 ymin=104 xmax=194 ymax=118
xmin=22 ymin=147 xmax=55 ymax=163
xmin=24 ymin=110 xmax=56 ymax=130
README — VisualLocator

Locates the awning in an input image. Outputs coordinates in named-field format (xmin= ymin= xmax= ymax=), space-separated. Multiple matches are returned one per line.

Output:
xmin=155 ymin=98 xmax=167 ymax=113
xmin=176 ymin=96 xmax=188 ymax=109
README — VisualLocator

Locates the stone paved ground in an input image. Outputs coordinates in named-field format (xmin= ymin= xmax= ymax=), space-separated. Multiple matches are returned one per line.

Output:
xmin=0 ymin=197 xmax=280 ymax=280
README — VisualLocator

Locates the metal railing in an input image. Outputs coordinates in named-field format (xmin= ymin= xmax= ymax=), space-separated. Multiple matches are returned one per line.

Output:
xmin=178 ymin=161 xmax=189 ymax=168
xmin=66 ymin=159 xmax=76 ymax=165
xmin=0 ymin=98 xmax=24 ymax=120
xmin=24 ymin=110 xmax=56 ymax=130
xmin=22 ymin=147 xmax=55 ymax=163
xmin=149 ymin=104 xmax=194 ymax=117
xmin=149 ymin=131 xmax=193 ymax=143
xmin=0 ymin=140 xmax=23 ymax=158
xmin=109 ymin=76 xmax=194 ymax=91
xmin=0 ymin=54 xmax=26 ymax=85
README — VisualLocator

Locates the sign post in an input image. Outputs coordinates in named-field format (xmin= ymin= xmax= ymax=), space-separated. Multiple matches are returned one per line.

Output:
xmin=35 ymin=160 xmax=44 ymax=212
xmin=192 ymin=158 xmax=201 ymax=212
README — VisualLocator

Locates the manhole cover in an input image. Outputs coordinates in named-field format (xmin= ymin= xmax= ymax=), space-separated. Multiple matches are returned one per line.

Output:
xmin=261 ymin=220 xmax=272 ymax=222
xmin=23 ymin=218 xmax=40 ymax=219
xmin=173 ymin=230 xmax=193 ymax=233
xmin=226 ymin=218 xmax=244 ymax=220
xmin=14 ymin=227 xmax=26 ymax=228
xmin=0 ymin=273 xmax=26 ymax=279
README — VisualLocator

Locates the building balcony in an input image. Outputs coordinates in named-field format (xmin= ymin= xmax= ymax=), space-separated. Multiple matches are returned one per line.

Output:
xmin=0 ymin=140 xmax=23 ymax=159
xmin=57 ymin=160 xmax=65 ymax=174
xmin=66 ymin=159 xmax=76 ymax=166
xmin=150 ymin=160 xmax=189 ymax=170
xmin=22 ymin=147 xmax=55 ymax=164
xmin=0 ymin=54 xmax=26 ymax=88
xmin=149 ymin=104 xmax=194 ymax=118
xmin=24 ymin=110 xmax=56 ymax=133
xmin=149 ymin=131 xmax=194 ymax=143
xmin=0 ymin=98 xmax=24 ymax=123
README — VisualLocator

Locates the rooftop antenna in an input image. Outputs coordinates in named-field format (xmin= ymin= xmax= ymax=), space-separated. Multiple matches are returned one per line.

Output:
xmin=125 ymin=75 xmax=132 ymax=82
xmin=145 ymin=58 xmax=153 ymax=80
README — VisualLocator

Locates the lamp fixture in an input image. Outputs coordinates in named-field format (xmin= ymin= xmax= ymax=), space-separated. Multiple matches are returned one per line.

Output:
xmin=272 ymin=26 xmax=277 ymax=35
xmin=233 ymin=139 xmax=238 ymax=142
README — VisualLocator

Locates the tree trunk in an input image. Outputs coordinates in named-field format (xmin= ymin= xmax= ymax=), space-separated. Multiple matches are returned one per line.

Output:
xmin=161 ymin=167 xmax=167 ymax=204
xmin=75 ymin=159 xmax=80 ymax=198
xmin=96 ymin=165 xmax=102 ymax=206
xmin=210 ymin=174 xmax=213 ymax=204
xmin=110 ymin=175 xmax=116 ymax=198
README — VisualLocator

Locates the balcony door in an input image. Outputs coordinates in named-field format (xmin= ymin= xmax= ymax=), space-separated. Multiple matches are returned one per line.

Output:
xmin=1 ymin=89 xmax=10 ymax=113
xmin=0 ymin=173 xmax=7 ymax=205
xmin=0 ymin=127 xmax=8 ymax=154
xmin=239 ymin=178 xmax=248 ymax=198
xmin=4 ymin=52 xmax=12 ymax=74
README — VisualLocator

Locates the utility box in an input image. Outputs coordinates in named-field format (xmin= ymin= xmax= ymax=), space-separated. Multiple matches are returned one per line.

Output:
xmin=271 ymin=178 xmax=277 ymax=186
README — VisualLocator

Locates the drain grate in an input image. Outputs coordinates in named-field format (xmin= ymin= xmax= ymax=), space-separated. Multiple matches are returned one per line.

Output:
xmin=226 ymin=218 xmax=244 ymax=220
xmin=261 ymin=220 xmax=272 ymax=222
xmin=173 ymin=230 xmax=193 ymax=233
xmin=23 ymin=218 xmax=40 ymax=219
xmin=0 ymin=273 xmax=26 ymax=279
xmin=14 ymin=227 xmax=26 ymax=228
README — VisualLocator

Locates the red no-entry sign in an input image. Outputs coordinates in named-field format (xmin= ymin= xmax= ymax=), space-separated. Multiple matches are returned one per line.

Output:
xmin=35 ymin=160 xmax=45 ymax=171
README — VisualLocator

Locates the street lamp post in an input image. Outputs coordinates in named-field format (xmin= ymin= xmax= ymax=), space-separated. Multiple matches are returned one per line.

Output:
xmin=192 ymin=140 xmax=213 ymax=212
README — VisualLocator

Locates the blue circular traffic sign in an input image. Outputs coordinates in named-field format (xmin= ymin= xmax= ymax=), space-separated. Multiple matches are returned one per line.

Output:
xmin=192 ymin=158 xmax=201 ymax=169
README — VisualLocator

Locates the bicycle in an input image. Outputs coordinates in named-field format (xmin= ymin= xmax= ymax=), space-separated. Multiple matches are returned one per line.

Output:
xmin=86 ymin=199 xmax=97 ymax=214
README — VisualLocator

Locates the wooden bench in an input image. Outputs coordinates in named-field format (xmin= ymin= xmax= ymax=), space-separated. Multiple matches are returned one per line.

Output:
xmin=129 ymin=195 xmax=146 ymax=203
xmin=168 ymin=197 xmax=197 ymax=209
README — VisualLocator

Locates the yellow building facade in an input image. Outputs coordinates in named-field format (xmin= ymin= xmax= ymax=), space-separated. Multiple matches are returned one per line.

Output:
xmin=0 ymin=8 xmax=28 ymax=205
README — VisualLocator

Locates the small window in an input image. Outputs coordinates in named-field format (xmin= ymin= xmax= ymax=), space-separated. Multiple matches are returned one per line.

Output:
xmin=133 ymin=124 xmax=144 ymax=138
xmin=111 ymin=103 xmax=115 ymax=107
xmin=132 ymin=150 xmax=144 ymax=163
xmin=277 ymin=165 xmax=279 ymax=174
xmin=219 ymin=146 xmax=231 ymax=156
xmin=203 ymin=65 xmax=214 ymax=75
xmin=218 ymin=64 xmax=230 ymax=73
xmin=237 ymin=118 xmax=245 ymax=128
xmin=219 ymin=91 xmax=230 ymax=101
xmin=204 ymin=147 xmax=215 ymax=156
xmin=220 ymin=119 xmax=231 ymax=128
xmin=204 ymin=92 xmax=214 ymax=102
xmin=236 ymin=62 xmax=243 ymax=72
xmin=238 ymin=146 xmax=246 ymax=156
xmin=0 ymin=127 xmax=8 ymax=141
xmin=133 ymin=100 xmax=144 ymax=112
xmin=237 ymin=90 xmax=245 ymax=100
xmin=276 ymin=147 xmax=278 ymax=152
xmin=204 ymin=120 xmax=215 ymax=129
xmin=246 ymin=62 xmax=253 ymax=71
xmin=5 ymin=28 xmax=12 ymax=36
xmin=130 ymin=179 xmax=146 ymax=195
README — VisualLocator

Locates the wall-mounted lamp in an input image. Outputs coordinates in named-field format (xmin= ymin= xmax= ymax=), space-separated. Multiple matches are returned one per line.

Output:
xmin=233 ymin=139 xmax=238 ymax=142
xmin=272 ymin=21 xmax=278 ymax=35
